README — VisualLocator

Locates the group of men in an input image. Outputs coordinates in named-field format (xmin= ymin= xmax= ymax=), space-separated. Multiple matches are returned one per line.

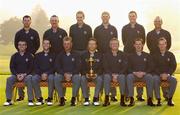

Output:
xmin=4 ymin=11 xmax=177 ymax=107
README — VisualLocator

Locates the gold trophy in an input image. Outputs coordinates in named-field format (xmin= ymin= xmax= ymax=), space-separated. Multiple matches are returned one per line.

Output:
xmin=86 ymin=56 xmax=97 ymax=79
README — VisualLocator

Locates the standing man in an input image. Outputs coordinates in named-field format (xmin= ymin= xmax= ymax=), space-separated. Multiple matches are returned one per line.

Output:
xmin=43 ymin=15 xmax=67 ymax=55
xmin=153 ymin=38 xmax=177 ymax=106
xmin=81 ymin=38 xmax=103 ymax=106
xmin=69 ymin=11 xmax=92 ymax=54
xmin=14 ymin=15 xmax=40 ymax=101
xmin=32 ymin=39 xmax=56 ymax=106
xmin=127 ymin=38 xmax=154 ymax=106
xmin=94 ymin=11 xmax=118 ymax=101
xmin=147 ymin=16 xmax=171 ymax=55
xmin=103 ymin=38 xmax=127 ymax=107
xmin=54 ymin=37 xmax=81 ymax=106
xmin=4 ymin=40 xmax=34 ymax=106
xmin=122 ymin=11 xmax=145 ymax=101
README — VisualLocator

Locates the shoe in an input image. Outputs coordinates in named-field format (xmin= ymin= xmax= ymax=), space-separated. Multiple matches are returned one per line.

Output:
xmin=156 ymin=99 xmax=162 ymax=106
xmin=167 ymin=98 xmax=174 ymax=106
xmin=147 ymin=98 xmax=155 ymax=106
xmin=120 ymin=95 xmax=127 ymax=106
xmin=83 ymin=98 xmax=90 ymax=106
xmin=3 ymin=100 xmax=12 ymax=106
xmin=71 ymin=97 xmax=76 ymax=106
xmin=137 ymin=96 xmax=145 ymax=102
xmin=111 ymin=97 xmax=118 ymax=102
xmin=128 ymin=97 xmax=135 ymax=107
xmin=59 ymin=97 xmax=65 ymax=106
xmin=93 ymin=97 xmax=100 ymax=106
xmin=35 ymin=97 xmax=44 ymax=106
xmin=46 ymin=97 xmax=53 ymax=106
xmin=28 ymin=100 xmax=34 ymax=106
xmin=16 ymin=96 xmax=24 ymax=101
xmin=103 ymin=95 xmax=110 ymax=106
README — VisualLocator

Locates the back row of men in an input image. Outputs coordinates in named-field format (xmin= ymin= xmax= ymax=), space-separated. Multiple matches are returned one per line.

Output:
xmin=4 ymin=11 xmax=176 ymax=107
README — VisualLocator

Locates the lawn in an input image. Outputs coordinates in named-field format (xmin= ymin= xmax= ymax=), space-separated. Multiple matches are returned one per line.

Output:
xmin=0 ymin=74 xmax=180 ymax=115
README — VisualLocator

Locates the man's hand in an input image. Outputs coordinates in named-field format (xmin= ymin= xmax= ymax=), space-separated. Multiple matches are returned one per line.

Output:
xmin=160 ymin=73 xmax=168 ymax=81
xmin=41 ymin=73 xmax=48 ymax=81
xmin=133 ymin=72 xmax=144 ymax=78
xmin=112 ymin=73 xmax=118 ymax=82
xmin=17 ymin=74 xmax=24 ymax=81
xmin=64 ymin=73 xmax=72 ymax=82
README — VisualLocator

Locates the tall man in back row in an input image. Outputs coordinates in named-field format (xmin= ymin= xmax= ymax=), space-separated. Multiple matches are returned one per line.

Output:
xmin=69 ymin=11 xmax=92 ymax=54
xmin=94 ymin=11 xmax=118 ymax=101
xmin=122 ymin=11 xmax=146 ymax=101
xmin=14 ymin=15 xmax=40 ymax=101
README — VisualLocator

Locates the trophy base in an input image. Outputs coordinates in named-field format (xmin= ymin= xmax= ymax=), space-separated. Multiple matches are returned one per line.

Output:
xmin=86 ymin=74 xmax=97 ymax=80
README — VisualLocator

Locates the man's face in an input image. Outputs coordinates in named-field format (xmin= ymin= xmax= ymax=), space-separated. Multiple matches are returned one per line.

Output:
xmin=76 ymin=13 xmax=84 ymax=24
xmin=63 ymin=40 xmax=72 ymax=51
xmin=154 ymin=17 xmax=162 ymax=29
xmin=50 ymin=17 xmax=59 ymax=28
xmin=110 ymin=40 xmax=119 ymax=51
xmin=23 ymin=17 xmax=31 ymax=28
xmin=158 ymin=40 xmax=167 ymax=51
xmin=88 ymin=40 xmax=97 ymax=51
xmin=128 ymin=13 xmax=137 ymax=23
xmin=42 ymin=40 xmax=51 ymax=51
xmin=101 ymin=13 xmax=110 ymax=24
xmin=134 ymin=41 xmax=143 ymax=52
xmin=18 ymin=41 xmax=27 ymax=52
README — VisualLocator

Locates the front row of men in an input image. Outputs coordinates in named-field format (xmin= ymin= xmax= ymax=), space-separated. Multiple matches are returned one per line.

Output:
xmin=4 ymin=37 xmax=177 ymax=107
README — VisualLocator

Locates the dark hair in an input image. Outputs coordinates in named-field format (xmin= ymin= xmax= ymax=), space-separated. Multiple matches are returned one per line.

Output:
xmin=88 ymin=38 xmax=97 ymax=44
xmin=51 ymin=15 xmax=58 ymax=18
xmin=129 ymin=11 xmax=137 ymax=16
xmin=158 ymin=37 xmax=167 ymax=44
xmin=43 ymin=38 xmax=51 ymax=44
xmin=23 ymin=15 xmax=31 ymax=20
xmin=133 ymin=38 xmax=144 ymax=44
xmin=18 ymin=39 xmax=27 ymax=44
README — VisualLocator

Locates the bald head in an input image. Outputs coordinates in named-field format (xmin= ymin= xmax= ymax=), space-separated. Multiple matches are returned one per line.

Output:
xmin=154 ymin=16 xmax=163 ymax=29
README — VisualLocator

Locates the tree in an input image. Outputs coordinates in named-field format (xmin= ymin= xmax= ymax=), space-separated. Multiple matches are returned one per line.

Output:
xmin=0 ymin=17 xmax=21 ymax=45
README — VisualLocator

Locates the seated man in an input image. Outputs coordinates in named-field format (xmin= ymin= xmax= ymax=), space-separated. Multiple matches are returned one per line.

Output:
xmin=153 ymin=37 xmax=177 ymax=106
xmin=127 ymin=38 xmax=155 ymax=106
xmin=32 ymin=39 xmax=56 ymax=106
xmin=103 ymin=38 xmax=127 ymax=107
xmin=54 ymin=36 xmax=81 ymax=106
xmin=81 ymin=38 xmax=103 ymax=106
xmin=4 ymin=40 xmax=34 ymax=106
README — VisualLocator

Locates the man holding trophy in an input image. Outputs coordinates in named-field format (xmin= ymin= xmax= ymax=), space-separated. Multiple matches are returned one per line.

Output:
xmin=81 ymin=38 xmax=103 ymax=106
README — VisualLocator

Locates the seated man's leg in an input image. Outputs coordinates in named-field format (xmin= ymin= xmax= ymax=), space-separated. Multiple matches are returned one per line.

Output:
xmin=153 ymin=75 xmax=161 ymax=106
xmin=81 ymin=75 xmax=89 ymax=106
xmin=47 ymin=74 xmax=55 ymax=105
xmin=93 ymin=75 xmax=103 ymax=106
xmin=144 ymin=74 xmax=155 ymax=106
xmin=32 ymin=74 xmax=43 ymax=105
xmin=127 ymin=74 xmax=135 ymax=106
xmin=167 ymin=75 xmax=177 ymax=106
xmin=103 ymin=74 xmax=111 ymax=106
xmin=4 ymin=75 xmax=17 ymax=106
xmin=117 ymin=74 xmax=126 ymax=106
xmin=54 ymin=74 xmax=65 ymax=106
xmin=24 ymin=75 xmax=34 ymax=106
xmin=71 ymin=74 xmax=81 ymax=106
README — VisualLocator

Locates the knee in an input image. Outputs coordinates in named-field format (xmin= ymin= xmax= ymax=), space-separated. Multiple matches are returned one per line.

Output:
xmin=25 ymin=75 xmax=32 ymax=82
xmin=31 ymin=75 xmax=39 ymax=82
xmin=54 ymin=74 xmax=63 ymax=82
xmin=81 ymin=76 xmax=87 ymax=82
xmin=170 ymin=77 xmax=177 ymax=84
xmin=127 ymin=74 xmax=133 ymax=80
xmin=104 ymin=74 xmax=111 ymax=81
xmin=48 ymin=75 xmax=54 ymax=81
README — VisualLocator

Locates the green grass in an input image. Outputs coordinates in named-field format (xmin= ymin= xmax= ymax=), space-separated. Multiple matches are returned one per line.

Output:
xmin=0 ymin=75 xmax=180 ymax=115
